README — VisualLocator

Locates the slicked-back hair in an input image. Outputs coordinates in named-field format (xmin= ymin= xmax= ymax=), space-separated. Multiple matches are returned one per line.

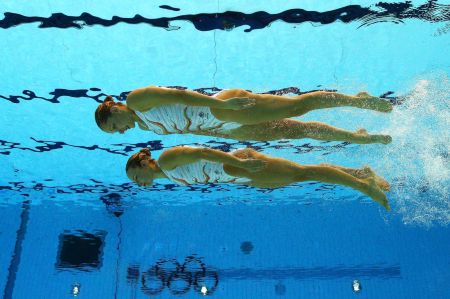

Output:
xmin=95 ymin=96 xmax=115 ymax=129
xmin=126 ymin=148 xmax=151 ymax=172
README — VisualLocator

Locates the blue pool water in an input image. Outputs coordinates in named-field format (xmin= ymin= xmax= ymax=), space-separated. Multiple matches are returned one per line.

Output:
xmin=1 ymin=1 xmax=449 ymax=298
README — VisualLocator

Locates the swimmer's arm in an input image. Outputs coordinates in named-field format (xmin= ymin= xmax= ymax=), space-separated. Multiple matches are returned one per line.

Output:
xmin=127 ymin=86 xmax=253 ymax=111
xmin=158 ymin=147 xmax=262 ymax=171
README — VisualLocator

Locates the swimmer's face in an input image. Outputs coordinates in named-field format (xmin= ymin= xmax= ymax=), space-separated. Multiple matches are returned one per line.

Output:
xmin=104 ymin=103 xmax=136 ymax=134
xmin=126 ymin=159 xmax=158 ymax=187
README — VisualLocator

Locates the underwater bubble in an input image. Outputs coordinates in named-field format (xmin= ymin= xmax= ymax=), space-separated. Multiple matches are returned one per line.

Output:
xmin=352 ymin=280 xmax=361 ymax=292
xmin=71 ymin=283 xmax=80 ymax=296
xmin=381 ymin=73 xmax=450 ymax=226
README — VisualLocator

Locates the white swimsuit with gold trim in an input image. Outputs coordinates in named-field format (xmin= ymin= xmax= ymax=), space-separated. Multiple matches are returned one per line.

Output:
xmin=162 ymin=160 xmax=251 ymax=186
xmin=134 ymin=92 xmax=241 ymax=135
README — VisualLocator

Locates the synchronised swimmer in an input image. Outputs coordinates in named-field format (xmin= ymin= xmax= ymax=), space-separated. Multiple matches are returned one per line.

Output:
xmin=95 ymin=86 xmax=392 ymax=144
xmin=126 ymin=147 xmax=391 ymax=211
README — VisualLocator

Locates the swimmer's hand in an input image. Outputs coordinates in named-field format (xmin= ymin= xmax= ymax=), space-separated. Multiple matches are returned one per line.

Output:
xmin=223 ymin=97 xmax=256 ymax=110
xmin=240 ymin=159 xmax=267 ymax=172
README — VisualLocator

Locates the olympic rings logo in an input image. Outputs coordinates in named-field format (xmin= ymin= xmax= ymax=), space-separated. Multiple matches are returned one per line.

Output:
xmin=129 ymin=256 xmax=219 ymax=296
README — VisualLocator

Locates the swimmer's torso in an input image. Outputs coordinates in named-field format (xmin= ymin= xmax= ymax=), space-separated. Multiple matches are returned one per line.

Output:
xmin=161 ymin=160 xmax=251 ymax=185
xmin=135 ymin=104 xmax=241 ymax=135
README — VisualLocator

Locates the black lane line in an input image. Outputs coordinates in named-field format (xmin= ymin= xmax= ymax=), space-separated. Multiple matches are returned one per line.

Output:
xmin=2 ymin=200 xmax=31 ymax=299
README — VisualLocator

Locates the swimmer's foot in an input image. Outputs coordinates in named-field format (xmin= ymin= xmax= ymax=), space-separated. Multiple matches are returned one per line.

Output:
xmin=355 ymin=129 xmax=392 ymax=144
xmin=371 ymin=134 xmax=392 ymax=145
xmin=360 ymin=166 xmax=390 ymax=191
xmin=363 ymin=177 xmax=391 ymax=211
xmin=356 ymin=92 xmax=393 ymax=113
xmin=321 ymin=163 xmax=391 ymax=192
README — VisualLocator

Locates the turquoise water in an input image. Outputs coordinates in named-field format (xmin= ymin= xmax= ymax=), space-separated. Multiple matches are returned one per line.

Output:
xmin=1 ymin=1 xmax=449 ymax=298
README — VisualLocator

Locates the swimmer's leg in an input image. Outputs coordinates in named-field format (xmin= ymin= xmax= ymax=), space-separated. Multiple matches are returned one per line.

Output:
xmin=229 ymin=119 xmax=392 ymax=144
xmin=319 ymin=164 xmax=390 ymax=191
xmin=212 ymin=89 xmax=392 ymax=124
xmin=291 ymin=164 xmax=390 ymax=210
xmin=288 ymin=91 xmax=393 ymax=116
xmin=291 ymin=123 xmax=392 ymax=144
